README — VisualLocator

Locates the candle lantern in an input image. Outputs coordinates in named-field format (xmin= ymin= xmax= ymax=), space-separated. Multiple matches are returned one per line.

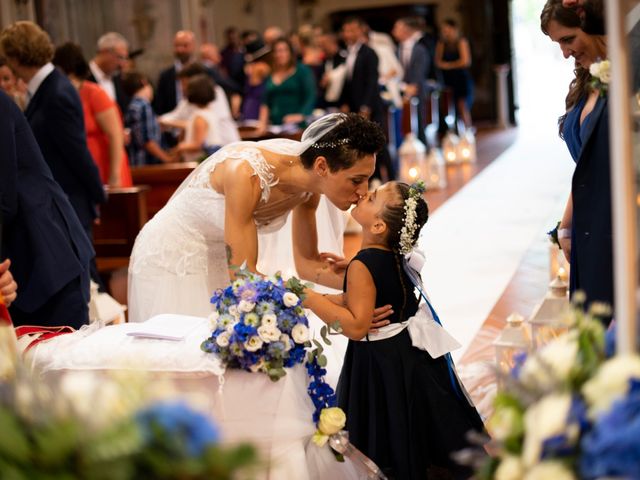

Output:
xmin=457 ymin=129 xmax=477 ymax=163
xmin=397 ymin=132 xmax=427 ymax=183
xmin=425 ymin=148 xmax=447 ymax=190
xmin=493 ymin=313 xmax=531 ymax=385
xmin=549 ymin=242 xmax=569 ymax=281
xmin=527 ymin=292 xmax=571 ymax=349
xmin=442 ymin=131 xmax=460 ymax=164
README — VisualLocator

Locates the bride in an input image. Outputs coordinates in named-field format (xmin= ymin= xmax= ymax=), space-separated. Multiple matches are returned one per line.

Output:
xmin=128 ymin=113 xmax=388 ymax=323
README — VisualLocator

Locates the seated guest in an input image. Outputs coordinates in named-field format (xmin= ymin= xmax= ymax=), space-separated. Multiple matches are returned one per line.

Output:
xmin=159 ymin=62 xmax=240 ymax=147
xmin=257 ymin=37 xmax=316 ymax=132
xmin=121 ymin=71 xmax=174 ymax=165
xmin=174 ymin=74 xmax=221 ymax=162
xmin=0 ymin=90 xmax=94 ymax=329
xmin=53 ymin=42 xmax=132 ymax=187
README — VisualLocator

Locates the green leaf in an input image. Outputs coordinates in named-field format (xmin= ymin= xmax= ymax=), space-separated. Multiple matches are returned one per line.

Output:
xmin=317 ymin=355 xmax=327 ymax=367
xmin=0 ymin=407 xmax=30 ymax=463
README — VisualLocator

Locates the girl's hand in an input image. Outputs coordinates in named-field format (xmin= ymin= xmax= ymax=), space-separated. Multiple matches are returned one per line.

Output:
xmin=320 ymin=252 xmax=349 ymax=274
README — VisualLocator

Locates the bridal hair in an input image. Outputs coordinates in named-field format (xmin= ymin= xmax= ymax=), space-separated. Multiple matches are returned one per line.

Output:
xmin=299 ymin=113 xmax=386 ymax=172
xmin=540 ymin=0 xmax=593 ymax=136
xmin=381 ymin=181 xmax=429 ymax=254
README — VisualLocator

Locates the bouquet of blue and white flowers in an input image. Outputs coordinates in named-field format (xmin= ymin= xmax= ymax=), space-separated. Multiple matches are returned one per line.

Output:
xmin=201 ymin=269 xmax=311 ymax=382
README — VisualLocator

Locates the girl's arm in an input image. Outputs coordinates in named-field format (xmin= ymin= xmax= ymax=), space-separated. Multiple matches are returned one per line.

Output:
xmin=223 ymin=160 xmax=263 ymax=277
xmin=291 ymin=194 xmax=344 ymax=289
xmin=303 ymin=260 xmax=375 ymax=340
xmin=176 ymin=115 xmax=209 ymax=155
xmin=559 ymin=193 xmax=573 ymax=262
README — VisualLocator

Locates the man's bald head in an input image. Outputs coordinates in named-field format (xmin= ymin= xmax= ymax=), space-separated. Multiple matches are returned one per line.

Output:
xmin=174 ymin=30 xmax=196 ymax=64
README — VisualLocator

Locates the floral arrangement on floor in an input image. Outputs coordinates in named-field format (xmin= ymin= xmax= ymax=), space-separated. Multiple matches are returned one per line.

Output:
xmin=478 ymin=295 xmax=640 ymax=480
xmin=201 ymin=268 xmax=384 ymax=474
xmin=0 ymin=324 xmax=256 ymax=480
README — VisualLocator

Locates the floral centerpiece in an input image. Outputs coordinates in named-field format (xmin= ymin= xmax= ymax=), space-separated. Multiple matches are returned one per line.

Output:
xmin=201 ymin=269 xmax=310 ymax=381
xmin=0 ymin=323 xmax=257 ymax=479
xmin=478 ymin=295 xmax=640 ymax=479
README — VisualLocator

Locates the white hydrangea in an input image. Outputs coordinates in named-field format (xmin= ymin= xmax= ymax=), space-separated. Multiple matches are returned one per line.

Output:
xmin=582 ymin=354 xmax=640 ymax=417
xmin=522 ymin=393 xmax=571 ymax=467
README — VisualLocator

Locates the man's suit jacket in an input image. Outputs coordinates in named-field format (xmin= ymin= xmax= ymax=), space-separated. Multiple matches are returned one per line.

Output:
xmin=400 ymin=42 xmax=430 ymax=98
xmin=0 ymin=91 xmax=93 ymax=318
xmin=570 ymin=96 xmax=613 ymax=316
xmin=339 ymin=44 xmax=384 ymax=119
xmin=24 ymin=68 xmax=106 ymax=230
xmin=154 ymin=63 xmax=241 ymax=115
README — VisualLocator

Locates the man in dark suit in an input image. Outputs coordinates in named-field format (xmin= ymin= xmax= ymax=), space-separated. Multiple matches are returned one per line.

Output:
xmin=339 ymin=17 xmax=394 ymax=181
xmin=1 ymin=21 xmax=106 ymax=291
xmin=392 ymin=16 xmax=431 ymax=146
xmin=0 ymin=90 xmax=94 ymax=328
xmin=155 ymin=30 xmax=240 ymax=118
xmin=88 ymin=31 xmax=130 ymax=114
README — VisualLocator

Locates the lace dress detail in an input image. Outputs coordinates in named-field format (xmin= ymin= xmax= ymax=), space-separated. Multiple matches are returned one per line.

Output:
xmin=128 ymin=143 xmax=310 ymax=323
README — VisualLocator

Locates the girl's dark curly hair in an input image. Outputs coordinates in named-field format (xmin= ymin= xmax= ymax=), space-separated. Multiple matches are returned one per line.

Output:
xmin=300 ymin=113 xmax=386 ymax=172
xmin=380 ymin=182 xmax=429 ymax=253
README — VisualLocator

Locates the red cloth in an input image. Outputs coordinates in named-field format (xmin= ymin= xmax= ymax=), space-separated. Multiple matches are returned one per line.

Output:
xmin=0 ymin=293 xmax=11 ymax=326
xmin=79 ymin=81 xmax=133 ymax=187
xmin=14 ymin=325 xmax=75 ymax=352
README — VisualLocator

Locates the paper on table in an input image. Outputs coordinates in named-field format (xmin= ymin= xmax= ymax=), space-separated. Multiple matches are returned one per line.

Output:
xmin=126 ymin=314 xmax=207 ymax=341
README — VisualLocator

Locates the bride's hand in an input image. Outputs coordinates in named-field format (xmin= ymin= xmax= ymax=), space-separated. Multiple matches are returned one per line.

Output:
xmin=369 ymin=305 xmax=393 ymax=333
xmin=319 ymin=252 xmax=349 ymax=274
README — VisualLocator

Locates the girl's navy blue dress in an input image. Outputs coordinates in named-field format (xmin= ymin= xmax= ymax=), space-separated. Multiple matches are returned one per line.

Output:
xmin=337 ymin=248 xmax=485 ymax=479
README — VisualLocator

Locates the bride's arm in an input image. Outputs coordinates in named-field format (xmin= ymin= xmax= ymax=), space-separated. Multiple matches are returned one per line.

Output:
xmin=302 ymin=260 xmax=375 ymax=341
xmin=223 ymin=160 xmax=263 ymax=277
xmin=291 ymin=194 xmax=344 ymax=290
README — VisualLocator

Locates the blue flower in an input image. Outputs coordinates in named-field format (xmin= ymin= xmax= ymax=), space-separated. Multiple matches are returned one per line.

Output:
xmin=580 ymin=379 xmax=640 ymax=479
xmin=136 ymin=401 xmax=219 ymax=456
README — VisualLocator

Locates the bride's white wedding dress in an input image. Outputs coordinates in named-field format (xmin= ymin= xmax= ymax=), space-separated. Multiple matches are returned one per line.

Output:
xmin=128 ymin=139 xmax=347 ymax=324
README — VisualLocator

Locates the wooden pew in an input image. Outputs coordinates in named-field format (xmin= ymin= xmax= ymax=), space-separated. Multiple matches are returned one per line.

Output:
xmin=94 ymin=185 xmax=149 ymax=272
xmin=130 ymin=162 xmax=198 ymax=219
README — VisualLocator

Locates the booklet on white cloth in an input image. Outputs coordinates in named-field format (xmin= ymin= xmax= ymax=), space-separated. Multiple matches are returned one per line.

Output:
xmin=126 ymin=314 xmax=207 ymax=341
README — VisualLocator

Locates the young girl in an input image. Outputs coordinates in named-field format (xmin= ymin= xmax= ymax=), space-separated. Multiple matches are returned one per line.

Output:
xmin=304 ymin=181 xmax=485 ymax=479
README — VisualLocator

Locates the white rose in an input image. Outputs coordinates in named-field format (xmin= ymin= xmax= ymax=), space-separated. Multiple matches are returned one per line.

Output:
xmin=261 ymin=313 xmax=277 ymax=328
xmin=280 ymin=334 xmax=292 ymax=351
xmin=207 ymin=311 xmax=220 ymax=329
xmin=589 ymin=62 xmax=601 ymax=77
xmin=495 ymin=456 xmax=524 ymax=480
xmin=318 ymin=407 xmax=346 ymax=435
xmin=523 ymin=461 xmax=576 ymax=480
xmin=257 ymin=325 xmax=281 ymax=342
xmin=520 ymin=333 xmax=578 ymax=390
xmin=244 ymin=335 xmax=263 ymax=352
xmin=216 ymin=331 xmax=231 ymax=347
xmin=487 ymin=406 xmax=522 ymax=441
xmin=283 ymin=292 xmax=299 ymax=308
xmin=228 ymin=305 xmax=239 ymax=318
xmin=225 ymin=320 xmax=238 ymax=333
xmin=238 ymin=300 xmax=255 ymax=313
xmin=522 ymin=393 xmax=571 ymax=467
xmin=582 ymin=354 xmax=640 ymax=416
xmin=291 ymin=324 xmax=309 ymax=343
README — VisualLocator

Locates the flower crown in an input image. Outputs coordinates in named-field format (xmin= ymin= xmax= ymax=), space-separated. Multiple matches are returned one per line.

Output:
xmin=398 ymin=181 xmax=426 ymax=255
xmin=311 ymin=138 xmax=349 ymax=149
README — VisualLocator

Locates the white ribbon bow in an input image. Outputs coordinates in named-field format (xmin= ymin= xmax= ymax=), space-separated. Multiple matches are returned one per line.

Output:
xmin=404 ymin=248 xmax=426 ymax=273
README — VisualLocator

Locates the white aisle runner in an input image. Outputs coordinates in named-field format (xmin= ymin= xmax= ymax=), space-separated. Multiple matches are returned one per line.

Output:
xmin=419 ymin=127 xmax=573 ymax=361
